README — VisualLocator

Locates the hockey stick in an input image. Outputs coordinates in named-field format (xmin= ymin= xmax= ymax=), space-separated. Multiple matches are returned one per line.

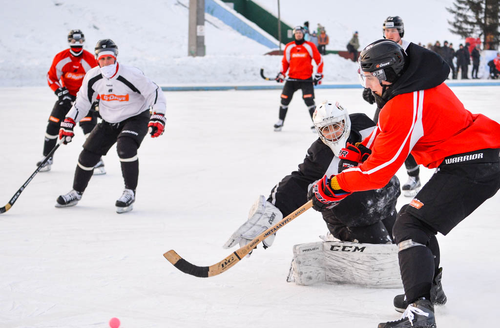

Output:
xmin=0 ymin=141 xmax=62 ymax=214
xmin=163 ymin=199 xmax=313 ymax=277
xmin=260 ymin=68 xmax=314 ymax=83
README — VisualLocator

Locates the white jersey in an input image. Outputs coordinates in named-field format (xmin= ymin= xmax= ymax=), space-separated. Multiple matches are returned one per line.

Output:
xmin=68 ymin=62 xmax=166 ymax=124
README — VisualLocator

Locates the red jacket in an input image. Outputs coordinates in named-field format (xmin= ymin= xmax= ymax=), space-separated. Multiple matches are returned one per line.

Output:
xmin=336 ymin=83 xmax=500 ymax=192
xmin=281 ymin=41 xmax=323 ymax=80
xmin=47 ymin=49 xmax=97 ymax=96
xmin=494 ymin=57 xmax=500 ymax=71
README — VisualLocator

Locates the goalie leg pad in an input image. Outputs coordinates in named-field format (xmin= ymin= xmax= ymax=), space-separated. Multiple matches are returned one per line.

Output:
xmin=290 ymin=240 xmax=402 ymax=288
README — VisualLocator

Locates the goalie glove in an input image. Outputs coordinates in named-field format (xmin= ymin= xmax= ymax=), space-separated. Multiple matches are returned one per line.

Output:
xmin=223 ymin=195 xmax=283 ymax=255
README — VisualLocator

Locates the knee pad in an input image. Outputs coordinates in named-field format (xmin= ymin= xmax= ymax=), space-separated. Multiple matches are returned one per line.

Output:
xmin=393 ymin=205 xmax=433 ymax=245
xmin=78 ymin=149 xmax=101 ymax=170
xmin=303 ymin=97 xmax=315 ymax=107
xmin=117 ymin=137 xmax=138 ymax=161
xmin=280 ymin=95 xmax=291 ymax=106
xmin=46 ymin=120 xmax=61 ymax=137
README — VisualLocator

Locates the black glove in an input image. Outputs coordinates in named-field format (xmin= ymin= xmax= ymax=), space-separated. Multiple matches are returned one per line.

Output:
xmin=55 ymin=87 xmax=72 ymax=106
xmin=313 ymin=73 xmax=323 ymax=86
xmin=362 ymin=88 xmax=375 ymax=104
xmin=338 ymin=143 xmax=372 ymax=172
xmin=275 ymin=72 xmax=285 ymax=83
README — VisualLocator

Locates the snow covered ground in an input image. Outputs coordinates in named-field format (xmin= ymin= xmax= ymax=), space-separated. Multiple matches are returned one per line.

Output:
xmin=0 ymin=86 xmax=499 ymax=328
xmin=0 ymin=0 xmax=463 ymax=88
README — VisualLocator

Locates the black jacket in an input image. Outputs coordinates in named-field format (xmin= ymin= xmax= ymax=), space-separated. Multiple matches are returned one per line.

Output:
xmin=268 ymin=113 xmax=400 ymax=226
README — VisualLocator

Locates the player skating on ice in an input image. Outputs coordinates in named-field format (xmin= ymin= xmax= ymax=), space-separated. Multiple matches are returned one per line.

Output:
xmin=310 ymin=39 xmax=500 ymax=327
xmin=362 ymin=16 xmax=421 ymax=197
xmin=55 ymin=39 xmax=167 ymax=213
xmin=273 ymin=26 xmax=323 ymax=132
xmin=225 ymin=101 xmax=400 ymax=253
xmin=40 ymin=29 xmax=105 ymax=174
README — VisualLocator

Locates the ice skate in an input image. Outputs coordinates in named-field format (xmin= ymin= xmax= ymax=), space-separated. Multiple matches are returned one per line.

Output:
xmin=36 ymin=156 xmax=53 ymax=172
xmin=93 ymin=158 xmax=106 ymax=175
xmin=402 ymin=175 xmax=421 ymax=197
xmin=116 ymin=189 xmax=135 ymax=214
xmin=274 ymin=119 xmax=284 ymax=132
xmin=394 ymin=267 xmax=447 ymax=313
xmin=380 ymin=298 xmax=436 ymax=328
xmin=55 ymin=189 xmax=82 ymax=208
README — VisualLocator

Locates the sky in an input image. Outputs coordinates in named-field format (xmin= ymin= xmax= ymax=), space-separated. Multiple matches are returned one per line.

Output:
xmin=1 ymin=1 xmax=500 ymax=327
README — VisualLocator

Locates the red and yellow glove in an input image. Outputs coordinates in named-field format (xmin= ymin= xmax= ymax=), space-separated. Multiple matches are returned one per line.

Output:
xmin=338 ymin=143 xmax=372 ymax=172
xmin=310 ymin=175 xmax=352 ymax=211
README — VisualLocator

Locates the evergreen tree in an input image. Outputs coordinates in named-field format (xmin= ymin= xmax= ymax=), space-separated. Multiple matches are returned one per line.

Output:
xmin=447 ymin=0 xmax=500 ymax=50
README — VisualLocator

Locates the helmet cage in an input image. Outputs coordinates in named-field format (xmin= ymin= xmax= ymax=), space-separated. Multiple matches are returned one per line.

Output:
xmin=313 ymin=101 xmax=351 ymax=156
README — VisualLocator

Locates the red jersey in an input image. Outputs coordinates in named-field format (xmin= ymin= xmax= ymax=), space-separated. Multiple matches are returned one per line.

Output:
xmin=46 ymin=49 xmax=97 ymax=96
xmin=337 ymin=83 xmax=500 ymax=192
xmin=494 ymin=57 xmax=500 ymax=71
xmin=281 ymin=41 xmax=323 ymax=80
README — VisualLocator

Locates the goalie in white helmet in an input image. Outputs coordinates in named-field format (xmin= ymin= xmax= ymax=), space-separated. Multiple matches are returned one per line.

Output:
xmin=224 ymin=100 xmax=400 ymax=252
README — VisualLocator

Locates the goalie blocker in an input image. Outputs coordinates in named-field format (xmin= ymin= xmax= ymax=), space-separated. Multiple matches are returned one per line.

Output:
xmin=287 ymin=239 xmax=402 ymax=288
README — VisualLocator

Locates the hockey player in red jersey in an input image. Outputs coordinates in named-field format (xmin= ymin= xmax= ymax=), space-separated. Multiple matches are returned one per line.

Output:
xmin=310 ymin=39 xmax=500 ymax=328
xmin=273 ymin=26 xmax=323 ymax=132
xmin=55 ymin=39 xmax=167 ymax=214
xmin=39 ymin=29 xmax=104 ymax=173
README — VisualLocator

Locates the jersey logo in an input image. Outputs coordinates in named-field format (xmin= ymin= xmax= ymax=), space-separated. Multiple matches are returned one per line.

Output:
xmin=100 ymin=94 xmax=130 ymax=102
xmin=292 ymin=53 xmax=307 ymax=58
xmin=64 ymin=72 xmax=85 ymax=80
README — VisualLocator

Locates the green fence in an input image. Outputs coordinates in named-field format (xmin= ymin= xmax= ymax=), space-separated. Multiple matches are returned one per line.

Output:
xmin=221 ymin=0 xmax=294 ymax=45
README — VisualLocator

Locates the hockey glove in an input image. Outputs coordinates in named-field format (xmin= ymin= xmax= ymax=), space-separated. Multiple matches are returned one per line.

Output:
xmin=55 ymin=87 xmax=72 ymax=105
xmin=275 ymin=72 xmax=285 ymax=83
xmin=309 ymin=175 xmax=351 ymax=211
xmin=362 ymin=87 xmax=375 ymax=104
xmin=313 ymin=73 xmax=323 ymax=85
xmin=148 ymin=113 xmax=166 ymax=138
xmin=223 ymin=195 xmax=283 ymax=256
xmin=59 ymin=117 xmax=76 ymax=144
xmin=338 ymin=143 xmax=372 ymax=172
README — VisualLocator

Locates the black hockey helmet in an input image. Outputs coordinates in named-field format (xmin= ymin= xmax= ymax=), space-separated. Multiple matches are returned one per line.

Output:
xmin=94 ymin=39 xmax=119 ymax=60
xmin=383 ymin=16 xmax=404 ymax=38
xmin=68 ymin=29 xmax=85 ymax=56
xmin=359 ymin=39 xmax=406 ymax=83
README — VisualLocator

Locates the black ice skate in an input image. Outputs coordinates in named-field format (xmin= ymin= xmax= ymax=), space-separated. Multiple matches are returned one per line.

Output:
xmin=402 ymin=175 xmax=421 ymax=197
xmin=274 ymin=119 xmax=284 ymax=132
xmin=116 ymin=189 xmax=135 ymax=214
xmin=55 ymin=190 xmax=83 ymax=208
xmin=93 ymin=158 xmax=106 ymax=175
xmin=394 ymin=267 xmax=447 ymax=313
xmin=379 ymin=298 xmax=436 ymax=328
xmin=36 ymin=156 xmax=53 ymax=172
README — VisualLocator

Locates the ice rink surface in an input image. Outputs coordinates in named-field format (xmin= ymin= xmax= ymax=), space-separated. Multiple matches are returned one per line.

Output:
xmin=0 ymin=86 xmax=499 ymax=327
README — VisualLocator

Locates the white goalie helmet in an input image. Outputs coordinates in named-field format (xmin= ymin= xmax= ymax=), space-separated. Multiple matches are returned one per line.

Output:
xmin=313 ymin=101 xmax=351 ymax=156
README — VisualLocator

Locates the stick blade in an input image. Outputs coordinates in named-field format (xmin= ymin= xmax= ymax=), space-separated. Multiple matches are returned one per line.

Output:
xmin=0 ymin=204 xmax=11 ymax=214
xmin=164 ymin=250 xmax=209 ymax=278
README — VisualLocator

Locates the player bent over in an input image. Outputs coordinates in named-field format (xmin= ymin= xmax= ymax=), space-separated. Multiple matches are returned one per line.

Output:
xmin=224 ymin=101 xmax=401 ymax=274
xmin=55 ymin=39 xmax=167 ymax=213
xmin=311 ymin=40 xmax=500 ymax=327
